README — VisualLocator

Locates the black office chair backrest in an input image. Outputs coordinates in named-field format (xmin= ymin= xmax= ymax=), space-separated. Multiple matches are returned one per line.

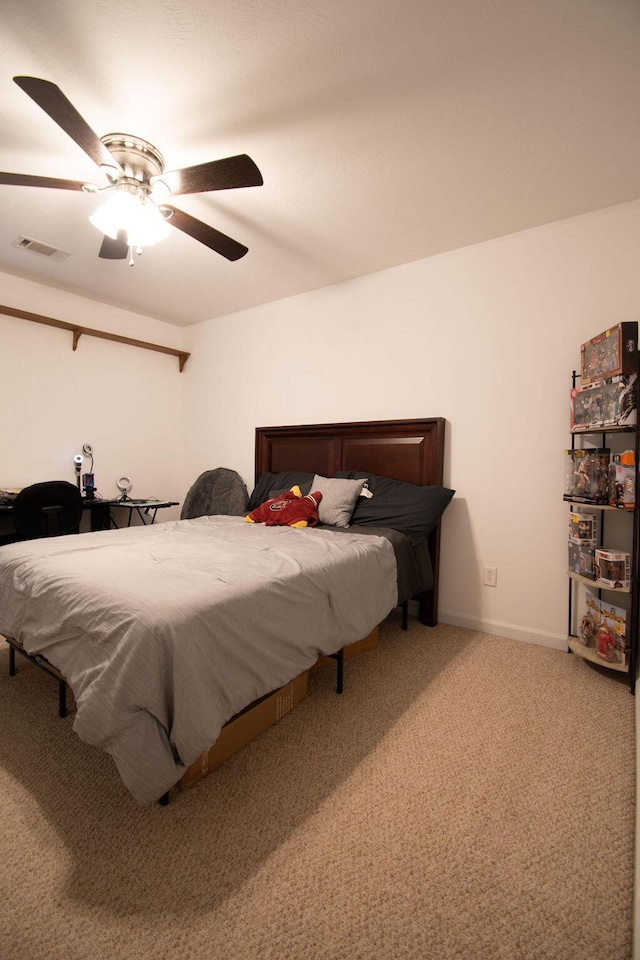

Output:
xmin=180 ymin=468 xmax=249 ymax=520
xmin=12 ymin=481 xmax=83 ymax=539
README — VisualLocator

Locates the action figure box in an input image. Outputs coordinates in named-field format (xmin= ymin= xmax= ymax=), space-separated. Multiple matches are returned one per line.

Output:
xmin=580 ymin=322 xmax=638 ymax=386
xmin=577 ymin=592 xmax=602 ymax=647
xmin=609 ymin=451 xmax=636 ymax=509
xmin=568 ymin=511 xmax=599 ymax=544
xmin=570 ymin=374 xmax=638 ymax=431
xmin=568 ymin=542 xmax=596 ymax=580
xmin=577 ymin=594 xmax=628 ymax=663
xmin=597 ymin=601 xmax=628 ymax=664
xmin=563 ymin=448 xmax=610 ymax=503
xmin=595 ymin=549 xmax=631 ymax=589
xmin=570 ymin=381 xmax=602 ymax=432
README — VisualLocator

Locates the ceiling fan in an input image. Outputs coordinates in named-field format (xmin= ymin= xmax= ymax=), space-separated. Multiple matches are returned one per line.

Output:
xmin=0 ymin=76 xmax=263 ymax=263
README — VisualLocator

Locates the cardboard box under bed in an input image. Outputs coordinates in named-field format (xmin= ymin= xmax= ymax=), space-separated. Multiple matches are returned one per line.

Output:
xmin=181 ymin=628 xmax=378 ymax=789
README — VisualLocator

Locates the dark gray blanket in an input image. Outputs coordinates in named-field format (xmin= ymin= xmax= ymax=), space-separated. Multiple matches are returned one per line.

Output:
xmin=317 ymin=523 xmax=432 ymax=603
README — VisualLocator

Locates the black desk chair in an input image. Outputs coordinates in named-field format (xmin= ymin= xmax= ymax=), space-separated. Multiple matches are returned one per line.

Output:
xmin=4 ymin=480 xmax=82 ymax=717
xmin=12 ymin=480 xmax=83 ymax=539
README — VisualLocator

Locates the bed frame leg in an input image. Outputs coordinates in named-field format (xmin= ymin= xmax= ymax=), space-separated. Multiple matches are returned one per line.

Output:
xmin=401 ymin=601 xmax=409 ymax=631
xmin=159 ymin=792 xmax=170 ymax=806
xmin=58 ymin=679 xmax=67 ymax=718
xmin=419 ymin=593 xmax=437 ymax=627
xmin=6 ymin=637 xmax=70 ymax=718
xmin=328 ymin=648 xmax=344 ymax=694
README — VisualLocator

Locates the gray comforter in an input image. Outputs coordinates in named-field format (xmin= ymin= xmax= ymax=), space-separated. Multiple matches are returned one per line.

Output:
xmin=0 ymin=516 xmax=397 ymax=804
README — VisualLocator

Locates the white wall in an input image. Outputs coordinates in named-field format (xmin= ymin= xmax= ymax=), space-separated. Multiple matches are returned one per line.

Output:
xmin=3 ymin=202 xmax=639 ymax=644
xmin=182 ymin=199 xmax=640 ymax=648
xmin=0 ymin=273 xmax=186 ymax=523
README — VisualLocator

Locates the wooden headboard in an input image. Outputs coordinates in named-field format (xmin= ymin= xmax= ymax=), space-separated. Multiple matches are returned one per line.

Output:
xmin=255 ymin=418 xmax=447 ymax=626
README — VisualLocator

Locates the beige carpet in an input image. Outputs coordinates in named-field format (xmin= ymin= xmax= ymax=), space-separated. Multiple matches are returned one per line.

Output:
xmin=0 ymin=619 xmax=634 ymax=960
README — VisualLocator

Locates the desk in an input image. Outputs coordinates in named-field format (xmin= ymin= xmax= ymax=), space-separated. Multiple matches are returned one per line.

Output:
xmin=0 ymin=498 xmax=179 ymax=533
xmin=109 ymin=500 xmax=179 ymax=527
xmin=83 ymin=498 xmax=115 ymax=531
xmin=0 ymin=498 xmax=110 ymax=539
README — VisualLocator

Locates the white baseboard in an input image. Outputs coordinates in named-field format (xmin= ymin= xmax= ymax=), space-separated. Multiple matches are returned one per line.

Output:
xmin=438 ymin=608 xmax=566 ymax=651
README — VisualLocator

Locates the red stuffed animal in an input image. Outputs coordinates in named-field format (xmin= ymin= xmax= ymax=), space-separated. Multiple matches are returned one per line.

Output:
xmin=245 ymin=487 xmax=323 ymax=528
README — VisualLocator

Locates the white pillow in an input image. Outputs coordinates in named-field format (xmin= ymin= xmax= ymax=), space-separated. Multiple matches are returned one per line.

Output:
xmin=311 ymin=475 xmax=366 ymax=527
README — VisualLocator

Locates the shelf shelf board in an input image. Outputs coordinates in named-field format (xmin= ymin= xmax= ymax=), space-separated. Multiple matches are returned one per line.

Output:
xmin=571 ymin=424 xmax=636 ymax=435
xmin=568 ymin=571 xmax=632 ymax=593
xmin=565 ymin=501 xmax=625 ymax=511
xmin=0 ymin=304 xmax=190 ymax=372
xmin=567 ymin=635 xmax=629 ymax=672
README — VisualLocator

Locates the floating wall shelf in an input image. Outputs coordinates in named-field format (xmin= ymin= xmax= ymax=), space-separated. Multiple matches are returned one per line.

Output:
xmin=0 ymin=304 xmax=190 ymax=372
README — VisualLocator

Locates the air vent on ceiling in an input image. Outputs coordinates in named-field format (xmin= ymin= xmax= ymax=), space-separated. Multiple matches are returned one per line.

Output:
xmin=11 ymin=235 xmax=71 ymax=262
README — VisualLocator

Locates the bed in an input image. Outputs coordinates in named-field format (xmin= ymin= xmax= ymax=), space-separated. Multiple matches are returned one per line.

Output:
xmin=0 ymin=417 xmax=450 ymax=805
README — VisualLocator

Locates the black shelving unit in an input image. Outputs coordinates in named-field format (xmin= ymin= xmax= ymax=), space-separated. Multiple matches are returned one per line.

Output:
xmin=566 ymin=370 xmax=640 ymax=694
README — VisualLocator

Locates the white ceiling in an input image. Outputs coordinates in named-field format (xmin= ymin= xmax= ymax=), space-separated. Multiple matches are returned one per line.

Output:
xmin=0 ymin=0 xmax=639 ymax=328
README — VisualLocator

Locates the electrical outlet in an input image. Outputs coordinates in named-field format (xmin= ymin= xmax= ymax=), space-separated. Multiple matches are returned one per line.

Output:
xmin=483 ymin=565 xmax=498 ymax=587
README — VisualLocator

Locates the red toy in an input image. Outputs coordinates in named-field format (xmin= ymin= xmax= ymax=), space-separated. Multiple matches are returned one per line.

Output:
xmin=595 ymin=624 xmax=615 ymax=662
xmin=246 ymin=488 xmax=323 ymax=528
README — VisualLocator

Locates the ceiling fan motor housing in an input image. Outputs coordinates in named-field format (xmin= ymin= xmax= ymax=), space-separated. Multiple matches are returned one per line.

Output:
xmin=100 ymin=134 xmax=165 ymax=185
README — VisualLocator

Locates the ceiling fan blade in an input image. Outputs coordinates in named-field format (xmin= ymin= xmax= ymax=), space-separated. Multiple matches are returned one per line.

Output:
xmin=154 ymin=154 xmax=263 ymax=196
xmin=13 ymin=76 xmax=121 ymax=173
xmin=0 ymin=172 xmax=87 ymax=191
xmin=164 ymin=206 xmax=248 ymax=260
xmin=99 ymin=231 xmax=128 ymax=260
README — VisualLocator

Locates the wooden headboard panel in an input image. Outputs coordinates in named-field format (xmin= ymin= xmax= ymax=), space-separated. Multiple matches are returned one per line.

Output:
xmin=255 ymin=418 xmax=447 ymax=626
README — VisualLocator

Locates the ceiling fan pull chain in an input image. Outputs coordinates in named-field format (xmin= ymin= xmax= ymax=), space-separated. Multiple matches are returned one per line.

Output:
xmin=128 ymin=246 xmax=135 ymax=267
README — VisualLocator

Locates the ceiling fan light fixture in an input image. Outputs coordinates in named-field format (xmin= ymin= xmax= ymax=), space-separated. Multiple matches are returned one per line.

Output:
xmin=127 ymin=198 xmax=171 ymax=247
xmin=89 ymin=189 xmax=170 ymax=247
xmin=89 ymin=189 xmax=137 ymax=239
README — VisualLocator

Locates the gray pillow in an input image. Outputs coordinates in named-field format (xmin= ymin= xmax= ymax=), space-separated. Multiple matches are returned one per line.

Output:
xmin=311 ymin=474 xmax=366 ymax=527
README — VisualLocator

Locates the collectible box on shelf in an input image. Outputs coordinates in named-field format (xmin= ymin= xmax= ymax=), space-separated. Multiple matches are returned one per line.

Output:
xmin=563 ymin=448 xmax=610 ymax=503
xmin=577 ymin=592 xmax=602 ymax=647
xmin=609 ymin=451 xmax=636 ymax=509
xmin=578 ymin=593 xmax=629 ymax=663
xmin=595 ymin=548 xmax=631 ymax=589
xmin=580 ymin=322 xmax=638 ymax=386
xmin=568 ymin=511 xmax=599 ymax=544
xmin=597 ymin=600 xmax=629 ymax=664
xmin=568 ymin=542 xmax=596 ymax=580
xmin=570 ymin=374 xmax=638 ymax=432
